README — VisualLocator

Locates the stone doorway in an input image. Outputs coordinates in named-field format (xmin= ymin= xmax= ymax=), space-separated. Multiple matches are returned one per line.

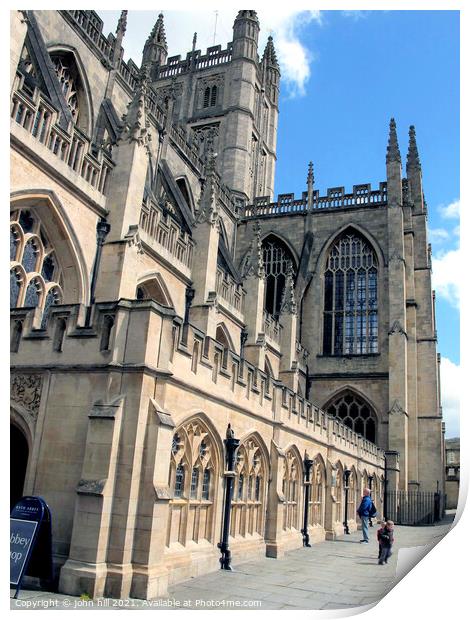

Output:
xmin=10 ymin=423 xmax=29 ymax=509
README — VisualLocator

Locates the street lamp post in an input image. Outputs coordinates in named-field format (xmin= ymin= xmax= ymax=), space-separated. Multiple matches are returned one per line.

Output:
xmin=301 ymin=453 xmax=314 ymax=547
xmin=367 ymin=474 xmax=374 ymax=527
xmin=218 ymin=424 xmax=240 ymax=570
xmin=343 ymin=468 xmax=351 ymax=535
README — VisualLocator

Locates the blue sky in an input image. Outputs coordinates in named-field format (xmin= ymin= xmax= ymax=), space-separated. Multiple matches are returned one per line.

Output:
xmin=99 ymin=9 xmax=460 ymax=436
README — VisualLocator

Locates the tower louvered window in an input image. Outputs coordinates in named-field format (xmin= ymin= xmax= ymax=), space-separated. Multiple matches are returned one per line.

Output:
xmin=323 ymin=231 xmax=378 ymax=355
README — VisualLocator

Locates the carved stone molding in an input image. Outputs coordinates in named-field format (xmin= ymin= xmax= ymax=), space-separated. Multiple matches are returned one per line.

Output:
xmin=10 ymin=373 xmax=43 ymax=420
xmin=388 ymin=400 xmax=408 ymax=417
xmin=388 ymin=320 xmax=407 ymax=337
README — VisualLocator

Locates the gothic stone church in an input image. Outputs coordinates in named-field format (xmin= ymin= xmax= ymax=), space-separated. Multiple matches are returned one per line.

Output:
xmin=10 ymin=10 xmax=445 ymax=599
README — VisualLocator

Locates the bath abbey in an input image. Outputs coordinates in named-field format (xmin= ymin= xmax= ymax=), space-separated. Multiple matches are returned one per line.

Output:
xmin=10 ymin=10 xmax=445 ymax=599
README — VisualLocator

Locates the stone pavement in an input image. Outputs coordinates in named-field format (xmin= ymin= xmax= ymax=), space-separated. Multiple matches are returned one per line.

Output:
xmin=10 ymin=515 xmax=454 ymax=611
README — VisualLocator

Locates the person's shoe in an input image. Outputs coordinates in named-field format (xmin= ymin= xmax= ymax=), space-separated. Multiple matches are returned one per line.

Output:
xmin=378 ymin=560 xmax=384 ymax=565
xmin=360 ymin=539 xmax=369 ymax=543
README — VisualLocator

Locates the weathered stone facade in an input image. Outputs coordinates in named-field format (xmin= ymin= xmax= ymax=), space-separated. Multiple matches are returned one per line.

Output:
xmin=10 ymin=9 xmax=444 ymax=599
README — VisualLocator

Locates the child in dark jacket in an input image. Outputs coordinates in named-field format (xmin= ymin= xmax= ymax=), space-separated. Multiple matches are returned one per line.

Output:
xmin=377 ymin=520 xmax=394 ymax=565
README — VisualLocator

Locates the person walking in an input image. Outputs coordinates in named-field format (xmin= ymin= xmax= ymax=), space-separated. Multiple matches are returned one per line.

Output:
xmin=357 ymin=488 xmax=373 ymax=543
xmin=377 ymin=520 xmax=394 ymax=564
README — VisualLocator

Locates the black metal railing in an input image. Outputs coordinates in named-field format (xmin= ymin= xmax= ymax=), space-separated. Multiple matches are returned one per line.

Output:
xmin=385 ymin=490 xmax=442 ymax=525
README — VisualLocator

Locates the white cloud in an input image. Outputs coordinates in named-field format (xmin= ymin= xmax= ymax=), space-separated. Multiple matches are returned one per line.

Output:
xmin=439 ymin=199 xmax=460 ymax=220
xmin=432 ymin=248 xmax=461 ymax=309
xmin=99 ymin=9 xmax=322 ymax=98
xmin=257 ymin=10 xmax=322 ymax=97
xmin=428 ymin=228 xmax=449 ymax=244
xmin=440 ymin=357 xmax=460 ymax=438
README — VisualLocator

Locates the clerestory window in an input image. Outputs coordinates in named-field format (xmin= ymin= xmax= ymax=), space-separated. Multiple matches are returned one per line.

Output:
xmin=262 ymin=235 xmax=296 ymax=318
xmin=323 ymin=231 xmax=378 ymax=355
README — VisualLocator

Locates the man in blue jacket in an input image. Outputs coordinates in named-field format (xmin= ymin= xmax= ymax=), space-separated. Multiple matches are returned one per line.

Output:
xmin=357 ymin=488 xmax=373 ymax=542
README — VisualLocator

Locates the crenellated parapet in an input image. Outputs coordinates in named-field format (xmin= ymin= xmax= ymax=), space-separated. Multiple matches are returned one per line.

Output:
xmin=243 ymin=182 xmax=388 ymax=218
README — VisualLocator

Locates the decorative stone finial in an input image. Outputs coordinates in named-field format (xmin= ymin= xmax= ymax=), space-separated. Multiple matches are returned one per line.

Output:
xmin=196 ymin=151 xmax=219 ymax=226
xmin=116 ymin=10 xmax=128 ymax=36
xmin=407 ymin=125 xmax=421 ymax=170
xmin=280 ymin=260 xmax=297 ymax=315
xmin=386 ymin=117 xmax=401 ymax=165
xmin=120 ymin=66 xmax=151 ymax=147
xmin=242 ymin=221 xmax=265 ymax=279
xmin=262 ymin=35 xmax=280 ymax=70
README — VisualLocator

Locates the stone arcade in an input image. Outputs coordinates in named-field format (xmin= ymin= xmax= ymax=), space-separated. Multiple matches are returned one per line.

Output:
xmin=10 ymin=10 xmax=445 ymax=599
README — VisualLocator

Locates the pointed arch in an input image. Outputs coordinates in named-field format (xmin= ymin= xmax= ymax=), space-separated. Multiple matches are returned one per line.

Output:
xmin=173 ymin=411 xmax=224 ymax=466
xmin=232 ymin=430 xmax=270 ymax=537
xmin=322 ymin=387 xmax=378 ymax=444
xmin=260 ymin=231 xmax=299 ymax=268
xmin=238 ymin=430 xmax=271 ymax=468
xmin=320 ymin=225 xmax=380 ymax=356
xmin=314 ymin=223 xmax=385 ymax=275
xmin=136 ymin=272 xmax=174 ymax=308
xmin=10 ymin=190 xmax=88 ymax=305
xmin=46 ymin=44 xmax=94 ymax=136
xmin=215 ymin=322 xmax=235 ymax=352
xmin=264 ymin=355 xmax=275 ymax=379
xmin=167 ymin=412 xmax=223 ymax=547
xmin=175 ymin=176 xmax=196 ymax=214
xmin=261 ymin=233 xmax=298 ymax=317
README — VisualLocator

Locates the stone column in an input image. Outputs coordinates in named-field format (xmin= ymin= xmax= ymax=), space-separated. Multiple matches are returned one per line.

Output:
xmin=241 ymin=221 xmax=266 ymax=368
xmin=130 ymin=399 xmax=175 ymax=599
xmin=189 ymin=154 xmax=220 ymax=339
xmin=265 ymin=440 xmax=286 ymax=558
xmin=59 ymin=395 xmax=125 ymax=598
xmin=386 ymin=119 xmax=408 ymax=490
xmin=278 ymin=263 xmax=299 ymax=392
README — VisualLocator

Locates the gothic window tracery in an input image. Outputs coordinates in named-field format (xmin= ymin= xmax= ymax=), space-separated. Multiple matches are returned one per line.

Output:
xmin=10 ymin=210 xmax=63 ymax=326
xmin=51 ymin=55 xmax=80 ymax=124
xmin=310 ymin=459 xmax=326 ymax=527
xmin=282 ymin=448 xmax=302 ymax=530
xmin=326 ymin=392 xmax=377 ymax=443
xmin=323 ymin=231 xmax=378 ymax=355
xmin=167 ymin=419 xmax=220 ymax=547
xmin=231 ymin=437 xmax=267 ymax=538
xmin=262 ymin=235 xmax=296 ymax=317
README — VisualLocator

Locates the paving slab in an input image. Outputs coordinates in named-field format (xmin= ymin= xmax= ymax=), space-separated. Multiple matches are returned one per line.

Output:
xmin=10 ymin=514 xmax=454 ymax=611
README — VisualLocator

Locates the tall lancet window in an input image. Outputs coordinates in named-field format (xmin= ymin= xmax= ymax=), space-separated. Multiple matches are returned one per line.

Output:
xmin=323 ymin=230 xmax=378 ymax=355
xmin=262 ymin=235 xmax=295 ymax=318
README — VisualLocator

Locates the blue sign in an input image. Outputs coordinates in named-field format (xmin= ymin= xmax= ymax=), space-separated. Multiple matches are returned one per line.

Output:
xmin=10 ymin=519 xmax=38 ymax=586
xmin=10 ymin=496 xmax=52 ymax=599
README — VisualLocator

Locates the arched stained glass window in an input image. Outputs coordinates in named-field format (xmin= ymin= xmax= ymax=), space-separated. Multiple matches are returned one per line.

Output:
xmin=174 ymin=464 xmax=185 ymax=498
xmin=323 ymin=231 xmax=378 ymax=355
xmin=24 ymin=278 xmax=41 ymax=308
xmin=190 ymin=467 xmax=199 ymax=499
xmin=168 ymin=419 xmax=220 ymax=546
xmin=10 ymin=229 xmax=19 ymax=261
xmin=41 ymin=254 xmax=56 ymax=282
xmin=326 ymin=392 xmax=377 ymax=443
xmin=10 ymin=270 xmax=22 ymax=308
xmin=202 ymin=468 xmax=211 ymax=500
xmin=262 ymin=235 xmax=296 ymax=317
xmin=22 ymin=239 xmax=39 ymax=273
xmin=10 ymin=212 xmax=63 ymax=323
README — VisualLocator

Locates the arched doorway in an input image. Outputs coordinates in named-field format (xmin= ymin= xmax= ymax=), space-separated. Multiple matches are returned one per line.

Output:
xmin=10 ymin=424 xmax=29 ymax=509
